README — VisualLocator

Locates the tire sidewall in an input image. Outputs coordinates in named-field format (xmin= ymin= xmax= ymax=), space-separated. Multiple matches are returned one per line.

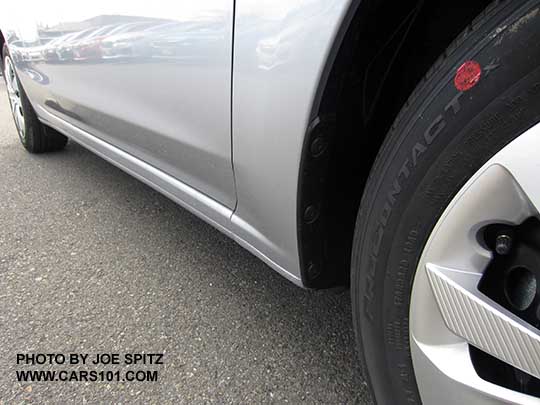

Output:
xmin=352 ymin=3 xmax=540 ymax=404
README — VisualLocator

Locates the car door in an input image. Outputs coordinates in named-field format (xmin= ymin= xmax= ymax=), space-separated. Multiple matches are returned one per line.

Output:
xmin=4 ymin=2 xmax=236 ymax=209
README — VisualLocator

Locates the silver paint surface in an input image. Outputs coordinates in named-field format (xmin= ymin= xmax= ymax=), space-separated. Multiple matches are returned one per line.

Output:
xmin=2 ymin=2 xmax=237 ymax=209
xmin=0 ymin=1 xmax=353 ymax=285
xmin=231 ymin=0 xmax=350 ymax=274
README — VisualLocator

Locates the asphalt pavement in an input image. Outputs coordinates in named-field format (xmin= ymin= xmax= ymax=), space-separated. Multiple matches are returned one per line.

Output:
xmin=0 ymin=81 xmax=372 ymax=404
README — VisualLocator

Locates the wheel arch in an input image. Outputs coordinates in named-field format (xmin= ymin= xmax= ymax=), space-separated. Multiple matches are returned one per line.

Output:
xmin=298 ymin=0 xmax=495 ymax=288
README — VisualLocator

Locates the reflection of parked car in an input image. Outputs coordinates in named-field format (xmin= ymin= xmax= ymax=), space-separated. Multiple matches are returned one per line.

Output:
xmin=42 ymin=35 xmax=73 ymax=61
xmin=73 ymin=25 xmax=118 ymax=61
xmin=100 ymin=22 xmax=162 ymax=58
xmin=100 ymin=21 xmax=224 ymax=61
xmin=23 ymin=47 xmax=44 ymax=62
xmin=56 ymin=29 xmax=96 ymax=61
xmin=147 ymin=21 xmax=224 ymax=61
xmin=105 ymin=22 xmax=185 ymax=59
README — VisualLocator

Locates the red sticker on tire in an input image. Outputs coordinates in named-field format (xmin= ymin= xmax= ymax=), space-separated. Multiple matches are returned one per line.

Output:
xmin=454 ymin=61 xmax=482 ymax=91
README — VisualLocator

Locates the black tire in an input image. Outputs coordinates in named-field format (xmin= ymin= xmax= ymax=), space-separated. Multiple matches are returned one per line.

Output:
xmin=2 ymin=44 xmax=67 ymax=153
xmin=351 ymin=1 xmax=540 ymax=404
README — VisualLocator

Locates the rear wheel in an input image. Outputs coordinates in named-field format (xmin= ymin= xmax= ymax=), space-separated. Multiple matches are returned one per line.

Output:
xmin=351 ymin=1 xmax=540 ymax=404
xmin=2 ymin=44 xmax=67 ymax=153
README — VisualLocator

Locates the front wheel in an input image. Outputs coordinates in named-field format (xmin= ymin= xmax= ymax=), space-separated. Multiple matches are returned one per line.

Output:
xmin=352 ymin=1 xmax=540 ymax=404
xmin=2 ymin=44 xmax=67 ymax=153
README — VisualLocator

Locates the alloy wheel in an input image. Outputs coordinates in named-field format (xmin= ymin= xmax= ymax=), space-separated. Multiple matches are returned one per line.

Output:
xmin=410 ymin=121 xmax=540 ymax=404
xmin=4 ymin=56 xmax=25 ymax=142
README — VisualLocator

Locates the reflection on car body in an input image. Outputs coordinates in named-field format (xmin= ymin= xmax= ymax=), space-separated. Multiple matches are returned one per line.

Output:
xmin=14 ymin=18 xmax=229 ymax=65
xmin=99 ymin=21 xmax=165 ymax=59
xmin=73 ymin=25 xmax=118 ymax=61
xmin=148 ymin=21 xmax=225 ymax=61
xmin=56 ymin=29 xmax=96 ymax=61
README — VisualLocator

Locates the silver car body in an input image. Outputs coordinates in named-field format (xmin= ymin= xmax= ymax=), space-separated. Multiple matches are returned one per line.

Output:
xmin=0 ymin=1 xmax=352 ymax=287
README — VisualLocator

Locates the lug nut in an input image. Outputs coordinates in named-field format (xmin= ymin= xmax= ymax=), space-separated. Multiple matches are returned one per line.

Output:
xmin=495 ymin=234 xmax=512 ymax=255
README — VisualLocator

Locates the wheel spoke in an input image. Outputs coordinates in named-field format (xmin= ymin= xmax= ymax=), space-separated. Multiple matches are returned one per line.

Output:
xmin=11 ymin=99 xmax=18 ymax=117
xmin=426 ymin=262 xmax=540 ymax=379
xmin=11 ymin=73 xmax=19 ymax=94
xmin=5 ymin=74 xmax=14 ymax=95
xmin=8 ymin=93 xmax=17 ymax=108
xmin=16 ymin=111 xmax=25 ymax=135
xmin=415 ymin=164 xmax=532 ymax=274
xmin=490 ymin=122 xmax=540 ymax=214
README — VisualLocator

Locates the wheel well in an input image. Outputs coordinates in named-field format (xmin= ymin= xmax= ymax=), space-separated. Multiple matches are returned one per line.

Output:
xmin=298 ymin=0 xmax=494 ymax=288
